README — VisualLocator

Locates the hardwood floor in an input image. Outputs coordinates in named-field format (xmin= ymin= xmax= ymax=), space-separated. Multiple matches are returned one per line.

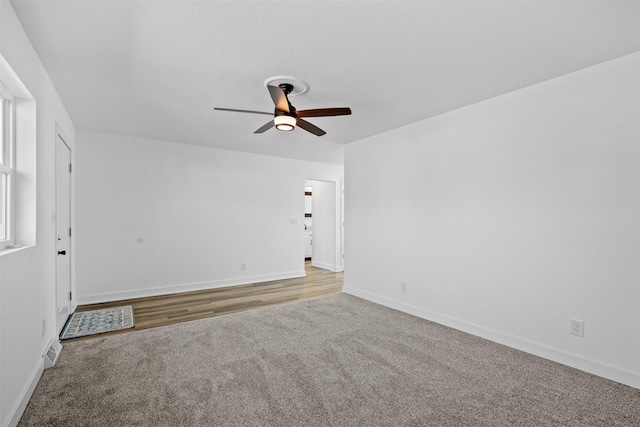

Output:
xmin=71 ymin=260 xmax=343 ymax=340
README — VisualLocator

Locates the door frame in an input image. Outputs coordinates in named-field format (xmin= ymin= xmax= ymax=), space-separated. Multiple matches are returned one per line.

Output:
xmin=304 ymin=178 xmax=343 ymax=272
xmin=55 ymin=124 xmax=73 ymax=334
xmin=304 ymin=183 xmax=314 ymax=261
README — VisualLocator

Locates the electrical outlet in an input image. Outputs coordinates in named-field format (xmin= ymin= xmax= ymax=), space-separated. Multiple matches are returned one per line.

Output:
xmin=570 ymin=319 xmax=584 ymax=337
xmin=400 ymin=282 xmax=408 ymax=293
xmin=240 ymin=263 xmax=246 ymax=271
xmin=42 ymin=319 xmax=46 ymax=337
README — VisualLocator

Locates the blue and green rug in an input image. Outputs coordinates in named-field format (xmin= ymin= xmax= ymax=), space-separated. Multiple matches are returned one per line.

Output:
xmin=60 ymin=306 xmax=135 ymax=340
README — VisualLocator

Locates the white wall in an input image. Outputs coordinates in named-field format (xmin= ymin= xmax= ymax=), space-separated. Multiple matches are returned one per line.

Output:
xmin=344 ymin=52 xmax=640 ymax=389
xmin=75 ymin=130 xmax=343 ymax=303
xmin=0 ymin=2 xmax=76 ymax=426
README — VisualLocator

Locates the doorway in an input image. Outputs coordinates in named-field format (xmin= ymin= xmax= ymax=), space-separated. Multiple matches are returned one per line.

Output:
xmin=304 ymin=184 xmax=313 ymax=260
xmin=55 ymin=131 xmax=72 ymax=334
xmin=304 ymin=179 xmax=342 ymax=272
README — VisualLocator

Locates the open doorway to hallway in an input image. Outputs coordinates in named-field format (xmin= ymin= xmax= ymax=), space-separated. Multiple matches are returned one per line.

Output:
xmin=304 ymin=179 xmax=343 ymax=272
xmin=304 ymin=184 xmax=313 ymax=261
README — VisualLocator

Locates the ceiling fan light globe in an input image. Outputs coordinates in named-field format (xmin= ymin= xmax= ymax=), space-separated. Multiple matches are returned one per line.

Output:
xmin=274 ymin=115 xmax=296 ymax=131
xmin=276 ymin=124 xmax=294 ymax=131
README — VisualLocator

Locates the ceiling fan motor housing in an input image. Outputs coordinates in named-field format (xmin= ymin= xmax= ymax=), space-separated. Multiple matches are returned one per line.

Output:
xmin=275 ymin=105 xmax=296 ymax=118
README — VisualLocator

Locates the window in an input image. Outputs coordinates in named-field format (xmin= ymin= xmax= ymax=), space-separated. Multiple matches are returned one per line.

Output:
xmin=0 ymin=53 xmax=36 ymax=252
xmin=0 ymin=82 xmax=15 ymax=248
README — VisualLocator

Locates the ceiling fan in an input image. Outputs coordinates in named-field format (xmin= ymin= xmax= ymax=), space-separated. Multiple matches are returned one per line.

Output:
xmin=214 ymin=83 xmax=351 ymax=136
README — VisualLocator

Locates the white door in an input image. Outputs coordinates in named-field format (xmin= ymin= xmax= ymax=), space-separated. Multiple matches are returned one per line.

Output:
xmin=56 ymin=134 xmax=72 ymax=333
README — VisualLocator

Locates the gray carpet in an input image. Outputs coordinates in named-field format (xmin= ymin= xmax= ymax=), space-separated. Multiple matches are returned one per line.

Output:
xmin=19 ymin=294 xmax=640 ymax=426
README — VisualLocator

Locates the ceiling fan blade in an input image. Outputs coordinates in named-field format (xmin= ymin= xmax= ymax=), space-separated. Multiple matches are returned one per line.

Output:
xmin=296 ymin=118 xmax=326 ymax=136
xmin=214 ymin=107 xmax=273 ymax=116
xmin=267 ymin=85 xmax=290 ymax=113
xmin=297 ymin=107 xmax=352 ymax=118
xmin=254 ymin=120 xmax=274 ymax=134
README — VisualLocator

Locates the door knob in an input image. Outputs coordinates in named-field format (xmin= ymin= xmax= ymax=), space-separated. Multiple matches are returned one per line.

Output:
xmin=58 ymin=250 xmax=66 ymax=255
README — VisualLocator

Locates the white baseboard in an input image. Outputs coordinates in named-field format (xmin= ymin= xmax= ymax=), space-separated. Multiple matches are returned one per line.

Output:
xmin=77 ymin=270 xmax=306 ymax=305
xmin=4 ymin=358 xmax=44 ymax=427
xmin=311 ymin=261 xmax=342 ymax=272
xmin=343 ymin=286 xmax=640 ymax=390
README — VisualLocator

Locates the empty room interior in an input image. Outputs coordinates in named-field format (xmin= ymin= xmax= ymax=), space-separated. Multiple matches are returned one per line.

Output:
xmin=1 ymin=0 xmax=639 ymax=425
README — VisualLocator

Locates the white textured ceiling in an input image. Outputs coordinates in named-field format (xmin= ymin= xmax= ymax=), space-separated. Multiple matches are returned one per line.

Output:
xmin=10 ymin=0 xmax=640 ymax=164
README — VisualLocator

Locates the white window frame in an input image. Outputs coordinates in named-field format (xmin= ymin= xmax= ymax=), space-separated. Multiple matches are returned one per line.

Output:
xmin=0 ymin=81 xmax=16 ymax=249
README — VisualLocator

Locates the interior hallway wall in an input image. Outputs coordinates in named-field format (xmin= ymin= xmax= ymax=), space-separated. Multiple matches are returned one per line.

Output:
xmin=75 ymin=130 xmax=343 ymax=304
xmin=344 ymin=52 xmax=640 ymax=388
xmin=0 ymin=2 xmax=76 ymax=426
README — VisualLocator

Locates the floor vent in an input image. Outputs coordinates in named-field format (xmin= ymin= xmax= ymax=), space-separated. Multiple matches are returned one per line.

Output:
xmin=44 ymin=339 xmax=62 ymax=369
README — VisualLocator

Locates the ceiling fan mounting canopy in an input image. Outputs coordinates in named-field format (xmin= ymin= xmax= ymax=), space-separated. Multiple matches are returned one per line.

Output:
xmin=263 ymin=75 xmax=309 ymax=96
xmin=214 ymin=80 xmax=351 ymax=137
